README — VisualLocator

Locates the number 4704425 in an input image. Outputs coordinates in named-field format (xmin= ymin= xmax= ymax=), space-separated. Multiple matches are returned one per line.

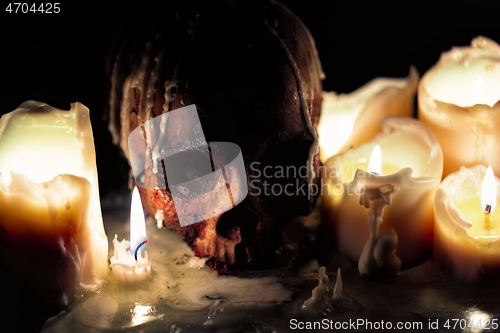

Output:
xmin=444 ymin=318 xmax=498 ymax=330
xmin=6 ymin=3 xmax=60 ymax=14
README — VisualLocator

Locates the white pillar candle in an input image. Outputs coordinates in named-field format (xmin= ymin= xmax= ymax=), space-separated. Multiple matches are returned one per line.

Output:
xmin=110 ymin=187 xmax=151 ymax=282
xmin=318 ymin=67 xmax=418 ymax=163
xmin=434 ymin=165 xmax=500 ymax=280
xmin=418 ymin=36 xmax=500 ymax=178
xmin=0 ymin=101 xmax=108 ymax=306
xmin=322 ymin=116 xmax=443 ymax=267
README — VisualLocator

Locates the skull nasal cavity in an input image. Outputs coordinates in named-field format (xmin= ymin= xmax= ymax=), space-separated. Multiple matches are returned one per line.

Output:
xmin=216 ymin=204 xmax=258 ymax=240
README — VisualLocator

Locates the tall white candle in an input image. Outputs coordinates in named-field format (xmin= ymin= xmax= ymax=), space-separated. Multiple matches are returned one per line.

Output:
xmin=0 ymin=101 xmax=108 ymax=306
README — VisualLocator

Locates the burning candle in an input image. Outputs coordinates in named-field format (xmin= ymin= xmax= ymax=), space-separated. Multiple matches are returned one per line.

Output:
xmin=434 ymin=165 xmax=500 ymax=280
xmin=418 ymin=36 xmax=500 ymax=178
xmin=110 ymin=187 xmax=151 ymax=282
xmin=0 ymin=101 xmax=108 ymax=306
xmin=322 ymin=116 xmax=443 ymax=269
xmin=318 ymin=67 xmax=418 ymax=163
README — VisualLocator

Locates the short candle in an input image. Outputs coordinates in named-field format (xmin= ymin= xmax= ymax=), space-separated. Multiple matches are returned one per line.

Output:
xmin=318 ymin=68 xmax=418 ymax=162
xmin=110 ymin=187 xmax=152 ymax=282
xmin=322 ymin=116 xmax=443 ymax=267
xmin=434 ymin=165 xmax=500 ymax=280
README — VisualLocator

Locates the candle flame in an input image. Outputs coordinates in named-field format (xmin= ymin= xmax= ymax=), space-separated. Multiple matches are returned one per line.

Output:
xmin=467 ymin=74 xmax=483 ymax=107
xmin=481 ymin=165 xmax=496 ymax=214
xmin=130 ymin=186 xmax=147 ymax=257
xmin=367 ymin=145 xmax=382 ymax=176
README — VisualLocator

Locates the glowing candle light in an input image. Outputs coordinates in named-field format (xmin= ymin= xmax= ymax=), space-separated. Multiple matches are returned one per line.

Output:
xmin=0 ymin=101 xmax=108 ymax=306
xmin=482 ymin=166 xmax=496 ymax=214
xmin=130 ymin=187 xmax=148 ymax=258
xmin=434 ymin=165 xmax=500 ymax=280
xmin=419 ymin=36 xmax=500 ymax=178
xmin=318 ymin=68 xmax=418 ymax=163
xmin=367 ymin=145 xmax=382 ymax=176
xmin=110 ymin=187 xmax=151 ymax=282
xmin=322 ymin=117 xmax=443 ymax=270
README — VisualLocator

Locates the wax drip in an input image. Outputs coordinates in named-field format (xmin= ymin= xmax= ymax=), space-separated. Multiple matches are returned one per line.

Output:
xmin=332 ymin=268 xmax=342 ymax=299
xmin=155 ymin=210 xmax=165 ymax=229
xmin=300 ymin=266 xmax=329 ymax=312
xmin=145 ymin=48 xmax=165 ymax=122
xmin=119 ymin=44 xmax=151 ymax=161
xmin=350 ymin=171 xmax=402 ymax=277
xmin=469 ymin=106 xmax=493 ymax=162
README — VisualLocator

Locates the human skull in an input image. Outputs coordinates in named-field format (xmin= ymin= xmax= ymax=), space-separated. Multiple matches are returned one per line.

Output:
xmin=106 ymin=0 xmax=323 ymax=272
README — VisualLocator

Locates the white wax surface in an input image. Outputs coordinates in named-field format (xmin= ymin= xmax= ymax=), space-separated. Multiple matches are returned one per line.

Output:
xmin=434 ymin=165 xmax=500 ymax=280
xmin=425 ymin=58 xmax=500 ymax=108
xmin=323 ymin=117 xmax=442 ymax=266
xmin=110 ymin=235 xmax=151 ymax=283
xmin=418 ymin=37 xmax=500 ymax=178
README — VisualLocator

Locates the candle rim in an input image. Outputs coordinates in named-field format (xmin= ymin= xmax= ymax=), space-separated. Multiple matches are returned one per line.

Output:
xmin=437 ymin=164 xmax=500 ymax=231
xmin=419 ymin=36 xmax=500 ymax=109
xmin=325 ymin=116 xmax=443 ymax=183
xmin=346 ymin=167 xmax=439 ymax=195
xmin=318 ymin=67 xmax=418 ymax=161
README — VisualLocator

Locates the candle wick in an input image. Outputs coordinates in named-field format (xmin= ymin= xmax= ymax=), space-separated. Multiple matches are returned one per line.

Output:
xmin=485 ymin=204 xmax=492 ymax=214
xmin=134 ymin=240 xmax=149 ymax=261
xmin=484 ymin=205 xmax=492 ymax=230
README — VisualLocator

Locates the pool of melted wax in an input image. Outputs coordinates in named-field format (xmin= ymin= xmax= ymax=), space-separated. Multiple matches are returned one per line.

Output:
xmin=41 ymin=193 xmax=500 ymax=333
xmin=41 ymin=193 xmax=295 ymax=333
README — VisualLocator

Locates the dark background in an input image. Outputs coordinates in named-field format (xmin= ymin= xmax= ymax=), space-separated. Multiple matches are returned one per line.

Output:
xmin=2 ymin=0 xmax=500 ymax=198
